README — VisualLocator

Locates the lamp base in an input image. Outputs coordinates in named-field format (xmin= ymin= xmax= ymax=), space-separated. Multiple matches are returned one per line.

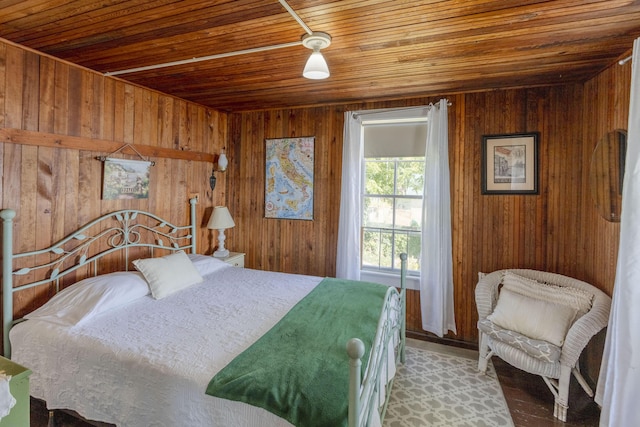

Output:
xmin=213 ymin=249 xmax=230 ymax=258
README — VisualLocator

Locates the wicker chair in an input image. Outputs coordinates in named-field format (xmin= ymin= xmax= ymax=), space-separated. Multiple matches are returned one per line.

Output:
xmin=475 ymin=269 xmax=611 ymax=422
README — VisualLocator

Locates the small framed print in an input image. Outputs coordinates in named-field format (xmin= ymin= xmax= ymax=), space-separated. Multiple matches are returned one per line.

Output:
xmin=102 ymin=158 xmax=151 ymax=200
xmin=481 ymin=132 xmax=539 ymax=195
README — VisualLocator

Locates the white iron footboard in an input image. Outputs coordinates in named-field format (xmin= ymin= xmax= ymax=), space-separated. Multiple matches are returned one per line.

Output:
xmin=348 ymin=253 xmax=407 ymax=427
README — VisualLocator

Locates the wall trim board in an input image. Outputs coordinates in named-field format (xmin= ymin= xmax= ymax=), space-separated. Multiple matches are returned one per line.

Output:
xmin=0 ymin=128 xmax=215 ymax=163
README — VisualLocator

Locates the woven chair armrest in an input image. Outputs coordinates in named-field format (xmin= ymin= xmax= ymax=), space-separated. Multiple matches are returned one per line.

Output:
xmin=560 ymin=291 xmax=612 ymax=367
xmin=475 ymin=270 xmax=504 ymax=320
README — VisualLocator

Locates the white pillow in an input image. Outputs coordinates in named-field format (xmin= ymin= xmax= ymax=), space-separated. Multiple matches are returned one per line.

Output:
xmin=488 ymin=289 xmax=577 ymax=347
xmin=187 ymin=253 xmax=229 ymax=277
xmin=502 ymin=271 xmax=593 ymax=317
xmin=133 ymin=251 xmax=203 ymax=299
xmin=25 ymin=271 xmax=150 ymax=327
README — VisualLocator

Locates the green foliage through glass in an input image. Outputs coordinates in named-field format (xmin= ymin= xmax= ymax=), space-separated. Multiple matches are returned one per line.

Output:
xmin=362 ymin=157 xmax=424 ymax=274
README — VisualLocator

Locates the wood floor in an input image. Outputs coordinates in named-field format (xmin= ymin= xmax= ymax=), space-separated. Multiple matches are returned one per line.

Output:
xmin=493 ymin=357 xmax=601 ymax=426
xmin=29 ymin=355 xmax=601 ymax=426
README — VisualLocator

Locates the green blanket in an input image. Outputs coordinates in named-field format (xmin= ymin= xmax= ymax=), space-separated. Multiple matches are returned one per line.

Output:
xmin=205 ymin=277 xmax=389 ymax=427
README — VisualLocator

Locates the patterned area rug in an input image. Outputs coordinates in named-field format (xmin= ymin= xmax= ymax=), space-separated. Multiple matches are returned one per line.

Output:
xmin=384 ymin=340 xmax=514 ymax=427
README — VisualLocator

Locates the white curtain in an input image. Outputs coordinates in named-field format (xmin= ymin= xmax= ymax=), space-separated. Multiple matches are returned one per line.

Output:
xmin=336 ymin=112 xmax=364 ymax=280
xmin=420 ymin=99 xmax=456 ymax=336
xmin=596 ymin=38 xmax=640 ymax=426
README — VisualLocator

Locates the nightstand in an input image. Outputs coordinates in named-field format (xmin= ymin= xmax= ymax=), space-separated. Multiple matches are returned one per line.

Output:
xmin=0 ymin=357 xmax=31 ymax=427
xmin=222 ymin=252 xmax=245 ymax=268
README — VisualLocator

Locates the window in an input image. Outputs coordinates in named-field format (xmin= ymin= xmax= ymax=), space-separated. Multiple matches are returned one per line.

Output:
xmin=361 ymin=121 xmax=426 ymax=275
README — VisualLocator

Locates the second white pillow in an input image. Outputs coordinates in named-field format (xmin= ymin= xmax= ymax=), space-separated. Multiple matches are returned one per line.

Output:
xmin=133 ymin=251 xmax=203 ymax=299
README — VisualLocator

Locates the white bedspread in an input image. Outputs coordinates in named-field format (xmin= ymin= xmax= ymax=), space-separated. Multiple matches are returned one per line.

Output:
xmin=10 ymin=265 xmax=322 ymax=427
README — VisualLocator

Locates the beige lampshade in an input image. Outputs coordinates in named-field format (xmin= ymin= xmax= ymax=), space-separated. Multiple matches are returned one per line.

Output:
xmin=207 ymin=206 xmax=235 ymax=230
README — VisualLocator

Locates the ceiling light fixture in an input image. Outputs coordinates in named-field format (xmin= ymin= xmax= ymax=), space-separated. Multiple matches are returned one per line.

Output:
xmin=302 ymin=32 xmax=332 ymax=80
xmin=104 ymin=0 xmax=332 ymax=80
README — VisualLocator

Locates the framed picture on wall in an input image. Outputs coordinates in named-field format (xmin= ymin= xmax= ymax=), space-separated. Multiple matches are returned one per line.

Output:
xmin=102 ymin=158 xmax=151 ymax=200
xmin=481 ymin=132 xmax=539 ymax=195
xmin=264 ymin=137 xmax=315 ymax=220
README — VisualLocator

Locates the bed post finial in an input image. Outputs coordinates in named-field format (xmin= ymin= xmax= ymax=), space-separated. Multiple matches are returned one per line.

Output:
xmin=399 ymin=252 xmax=407 ymax=364
xmin=189 ymin=198 xmax=197 ymax=254
xmin=1 ymin=209 xmax=16 ymax=358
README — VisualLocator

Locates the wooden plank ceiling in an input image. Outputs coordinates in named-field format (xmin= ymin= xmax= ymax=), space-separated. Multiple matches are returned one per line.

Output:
xmin=1 ymin=0 xmax=640 ymax=112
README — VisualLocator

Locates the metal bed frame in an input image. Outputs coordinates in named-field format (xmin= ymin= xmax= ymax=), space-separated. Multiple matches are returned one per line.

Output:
xmin=1 ymin=198 xmax=406 ymax=427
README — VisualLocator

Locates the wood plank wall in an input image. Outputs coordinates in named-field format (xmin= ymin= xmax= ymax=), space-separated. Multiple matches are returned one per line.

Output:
xmin=228 ymin=62 xmax=629 ymax=353
xmin=579 ymin=62 xmax=628 ymax=294
xmin=0 ymin=40 xmax=227 ymax=320
xmin=577 ymin=60 xmax=629 ymax=382
xmin=0 ymin=35 xmax=629 ymax=380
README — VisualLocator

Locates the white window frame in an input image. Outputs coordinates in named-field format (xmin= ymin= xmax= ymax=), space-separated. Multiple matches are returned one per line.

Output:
xmin=337 ymin=106 xmax=430 ymax=286
xmin=359 ymin=116 xmax=427 ymax=290
xmin=361 ymin=157 xmax=423 ymax=275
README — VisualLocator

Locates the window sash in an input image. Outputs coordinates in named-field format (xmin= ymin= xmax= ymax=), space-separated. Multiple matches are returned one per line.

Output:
xmin=361 ymin=227 xmax=421 ymax=275
xmin=361 ymin=157 xmax=423 ymax=274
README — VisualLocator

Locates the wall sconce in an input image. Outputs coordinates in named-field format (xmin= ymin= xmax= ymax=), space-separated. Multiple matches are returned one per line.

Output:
xmin=209 ymin=149 xmax=229 ymax=191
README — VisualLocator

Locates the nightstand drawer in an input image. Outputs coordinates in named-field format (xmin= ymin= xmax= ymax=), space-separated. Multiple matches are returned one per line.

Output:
xmin=223 ymin=252 xmax=245 ymax=268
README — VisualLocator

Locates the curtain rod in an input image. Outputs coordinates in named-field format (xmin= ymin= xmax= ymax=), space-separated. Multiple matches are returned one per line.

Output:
xmin=619 ymin=55 xmax=632 ymax=65
xmin=352 ymin=101 xmax=452 ymax=119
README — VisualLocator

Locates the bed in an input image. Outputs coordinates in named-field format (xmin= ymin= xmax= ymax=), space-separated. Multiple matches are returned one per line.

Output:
xmin=1 ymin=199 xmax=407 ymax=427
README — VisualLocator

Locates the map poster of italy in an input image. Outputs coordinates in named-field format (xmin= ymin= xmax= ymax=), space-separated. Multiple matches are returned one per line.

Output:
xmin=265 ymin=137 xmax=314 ymax=220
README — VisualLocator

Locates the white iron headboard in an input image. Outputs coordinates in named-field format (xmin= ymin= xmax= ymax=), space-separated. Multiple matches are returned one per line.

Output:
xmin=1 ymin=198 xmax=198 ymax=357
